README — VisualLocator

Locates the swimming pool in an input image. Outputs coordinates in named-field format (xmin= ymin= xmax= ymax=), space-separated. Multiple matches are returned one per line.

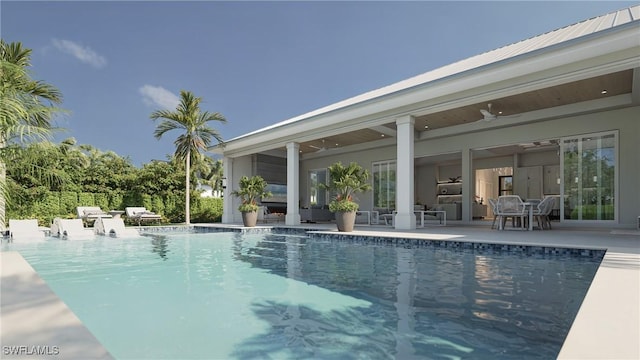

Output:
xmin=2 ymin=231 xmax=603 ymax=359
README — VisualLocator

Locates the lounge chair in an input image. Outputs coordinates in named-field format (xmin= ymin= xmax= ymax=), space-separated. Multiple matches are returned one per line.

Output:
xmin=8 ymin=219 xmax=46 ymax=242
xmin=94 ymin=217 xmax=139 ymax=237
xmin=51 ymin=218 xmax=95 ymax=240
xmin=77 ymin=206 xmax=112 ymax=226
xmin=125 ymin=207 xmax=162 ymax=226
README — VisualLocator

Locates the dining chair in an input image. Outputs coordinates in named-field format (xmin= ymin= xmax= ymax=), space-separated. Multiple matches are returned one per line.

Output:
xmin=533 ymin=196 xmax=555 ymax=230
xmin=496 ymin=195 xmax=527 ymax=230
xmin=488 ymin=198 xmax=499 ymax=229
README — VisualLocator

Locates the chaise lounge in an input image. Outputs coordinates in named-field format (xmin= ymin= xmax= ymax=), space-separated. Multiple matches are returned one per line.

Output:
xmin=77 ymin=206 xmax=112 ymax=226
xmin=8 ymin=219 xmax=46 ymax=242
xmin=51 ymin=218 xmax=95 ymax=240
xmin=125 ymin=207 xmax=162 ymax=226
xmin=94 ymin=217 xmax=140 ymax=237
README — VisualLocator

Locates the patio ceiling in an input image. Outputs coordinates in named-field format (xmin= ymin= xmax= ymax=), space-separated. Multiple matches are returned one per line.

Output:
xmin=294 ymin=69 xmax=633 ymax=155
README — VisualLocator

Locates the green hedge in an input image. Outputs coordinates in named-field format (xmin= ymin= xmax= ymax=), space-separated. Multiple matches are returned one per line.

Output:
xmin=191 ymin=198 xmax=223 ymax=223
xmin=6 ymin=189 xmax=224 ymax=226
xmin=569 ymin=205 xmax=614 ymax=220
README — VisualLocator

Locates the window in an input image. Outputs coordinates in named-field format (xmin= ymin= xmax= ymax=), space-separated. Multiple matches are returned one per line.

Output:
xmin=373 ymin=161 xmax=396 ymax=210
xmin=498 ymin=176 xmax=513 ymax=196
xmin=562 ymin=131 xmax=616 ymax=221
xmin=308 ymin=169 xmax=328 ymax=207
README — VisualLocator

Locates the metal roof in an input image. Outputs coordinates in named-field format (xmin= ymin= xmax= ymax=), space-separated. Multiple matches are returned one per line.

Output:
xmin=229 ymin=5 xmax=640 ymax=142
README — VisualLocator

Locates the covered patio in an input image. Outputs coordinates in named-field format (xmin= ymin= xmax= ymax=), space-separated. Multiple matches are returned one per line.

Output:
xmin=215 ymin=6 xmax=639 ymax=231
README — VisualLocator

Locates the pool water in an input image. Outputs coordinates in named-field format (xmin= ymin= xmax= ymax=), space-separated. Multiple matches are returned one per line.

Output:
xmin=2 ymin=232 xmax=602 ymax=359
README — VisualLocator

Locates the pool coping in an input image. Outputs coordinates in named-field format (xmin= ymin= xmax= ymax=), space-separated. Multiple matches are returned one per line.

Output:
xmin=2 ymin=224 xmax=638 ymax=359
xmin=0 ymin=251 xmax=114 ymax=359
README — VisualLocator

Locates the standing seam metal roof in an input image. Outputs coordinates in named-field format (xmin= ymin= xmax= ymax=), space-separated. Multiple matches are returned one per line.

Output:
xmin=231 ymin=5 xmax=640 ymax=141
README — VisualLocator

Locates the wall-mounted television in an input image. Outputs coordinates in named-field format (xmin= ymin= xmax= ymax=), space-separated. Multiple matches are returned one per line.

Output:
xmin=262 ymin=183 xmax=287 ymax=203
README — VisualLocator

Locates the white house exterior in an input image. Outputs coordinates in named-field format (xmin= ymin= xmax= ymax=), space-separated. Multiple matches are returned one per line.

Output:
xmin=216 ymin=5 xmax=640 ymax=230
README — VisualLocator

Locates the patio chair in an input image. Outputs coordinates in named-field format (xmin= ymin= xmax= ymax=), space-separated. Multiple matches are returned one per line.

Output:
xmin=8 ymin=219 xmax=45 ymax=241
xmin=125 ymin=207 xmax=162 ymax=226
xmin=495 ymin=195 xmax=527 ymax=230
xmin=77 ymin=206 xmax=112 ymax=226
xmin=51 ymin=218 xmax=95 ymax=240
xmin=533 ymin=196 xmax=556 ymax=230
xmin=94 ymin=217 xmax=139 ymax=237
xmin=488 ymin=199 xmax=499 ymax=229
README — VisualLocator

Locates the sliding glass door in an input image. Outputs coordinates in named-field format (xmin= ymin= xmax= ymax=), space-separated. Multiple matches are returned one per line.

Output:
xmin=373 ymin=161 xmax=396 ymax=210
xmin=562 ymin=131 xmax=617 ymax=221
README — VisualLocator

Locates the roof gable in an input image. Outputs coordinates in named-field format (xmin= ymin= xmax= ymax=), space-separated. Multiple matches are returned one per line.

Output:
xmin=229 ymin=5 xmax=639 ymax=142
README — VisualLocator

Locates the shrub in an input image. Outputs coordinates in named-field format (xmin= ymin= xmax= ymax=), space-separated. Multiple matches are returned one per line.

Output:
xmin=191 ymin=198 xmax=223 ymax=223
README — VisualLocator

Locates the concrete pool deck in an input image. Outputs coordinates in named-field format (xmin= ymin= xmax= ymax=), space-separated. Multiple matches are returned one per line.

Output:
xmin=1 ymin=223 xmax=638 ymax=359
xmin=0 ymin=252 xmax=113 ymax=359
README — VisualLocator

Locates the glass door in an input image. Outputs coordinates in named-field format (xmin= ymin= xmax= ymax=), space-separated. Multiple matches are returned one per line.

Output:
xmin=562 ymin=132 xmax=616 ymax=221
xmin=373 ymin=161 xmax=396 ymax=210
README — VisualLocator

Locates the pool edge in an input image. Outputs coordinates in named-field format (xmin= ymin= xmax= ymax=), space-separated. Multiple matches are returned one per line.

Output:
xmin=0 ymin=251 xmax=114 ymax=360
xmin=3 ymin=226 xmax=638 ymax=359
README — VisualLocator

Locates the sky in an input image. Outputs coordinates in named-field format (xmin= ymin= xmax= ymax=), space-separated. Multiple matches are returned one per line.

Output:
xmin=2 ymin=1 xmax=637 ymax=166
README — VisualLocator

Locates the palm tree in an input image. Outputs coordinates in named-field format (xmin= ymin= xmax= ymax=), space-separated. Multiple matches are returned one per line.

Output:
xmin=0 ymin=40 xmax=63 ymax=229
xmin=192 ymin=156 xmax=224 ymax=197
xmin=1 ymin=40 xmax=63 ymax=140
xmin=150 ymin=90 xmax=226 ymax=224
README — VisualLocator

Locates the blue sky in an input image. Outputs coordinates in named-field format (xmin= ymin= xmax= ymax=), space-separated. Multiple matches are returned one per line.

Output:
xmin=2 ymin=1 xmax=636 ymax=166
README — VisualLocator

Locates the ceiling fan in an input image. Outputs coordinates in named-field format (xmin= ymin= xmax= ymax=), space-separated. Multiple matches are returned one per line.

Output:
xmin=479 ymin=103 xmax=498 ymax=121
xmin=309 ymin=139 xmax=327 ymax=153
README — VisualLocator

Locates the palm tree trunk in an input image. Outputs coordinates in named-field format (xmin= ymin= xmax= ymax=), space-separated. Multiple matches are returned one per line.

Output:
xmin=185 ymin=149 xmax=191 ymax=225
xmin=0 ymin=134 xmax=5 ymax=233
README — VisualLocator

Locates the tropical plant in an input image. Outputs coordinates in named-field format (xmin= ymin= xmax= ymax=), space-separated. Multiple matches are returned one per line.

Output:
xmin=231 ymin=175 xmax=271 ymax=213
xmin=323 ymin=162 xmax=371 ymax=212
xmin=192 ymin=155 xmax=224 ymax=196
xmin=0 ymin=40 xmax=64 ymax=228
xmin=150 ymin=90 xmax=226 ymax=224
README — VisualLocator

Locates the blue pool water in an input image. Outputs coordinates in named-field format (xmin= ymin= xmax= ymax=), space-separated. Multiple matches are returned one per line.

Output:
xmin=2 ymin=232 xmax=603 ymax=359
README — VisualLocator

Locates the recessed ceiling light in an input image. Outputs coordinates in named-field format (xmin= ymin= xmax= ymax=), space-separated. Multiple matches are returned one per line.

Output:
xmin=601 ymin=89 xmax=608 ymax=94
xmin=381 ymin=134 xmax=385 ymax=137
xmin=424 ymin=125 xmax=429 ymax=129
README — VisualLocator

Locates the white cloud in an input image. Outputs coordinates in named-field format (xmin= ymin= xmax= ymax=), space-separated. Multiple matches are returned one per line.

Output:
xmin=139 ymin=85 xmax=180 ymax=110
xmin=51 ymin=39 xmax=107 ymax=68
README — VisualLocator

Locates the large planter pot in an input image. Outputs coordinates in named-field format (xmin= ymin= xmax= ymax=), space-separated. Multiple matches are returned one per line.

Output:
xmin=241 ymin=211 xmax=258 ymax=227
xmin=335 ymin=211 xmax=357 ymax=232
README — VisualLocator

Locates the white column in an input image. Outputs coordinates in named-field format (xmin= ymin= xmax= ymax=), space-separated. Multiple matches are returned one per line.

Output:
xmin=222 ymin=157 xmax=234 ymax=224
xmin=395 ymin=115 xmax=416 ymax=230
xmin=286 ymin=142 xmax=301 ymax=225
xmin=462 ymin=148 xmax=473 ymax=223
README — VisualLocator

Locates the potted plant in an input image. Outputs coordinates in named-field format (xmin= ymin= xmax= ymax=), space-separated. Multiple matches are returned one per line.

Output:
xmin=322 ymin=162 xmax=372 ymax=232
xmin=231 ymin=175 xmax=271 ymax=227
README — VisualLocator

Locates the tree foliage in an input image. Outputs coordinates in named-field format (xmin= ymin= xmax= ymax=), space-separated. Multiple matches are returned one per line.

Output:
xmin=5 ymin=140 xmax=223 ymax=225
xmin=150 ymin=90 xmax=226 ymax=224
